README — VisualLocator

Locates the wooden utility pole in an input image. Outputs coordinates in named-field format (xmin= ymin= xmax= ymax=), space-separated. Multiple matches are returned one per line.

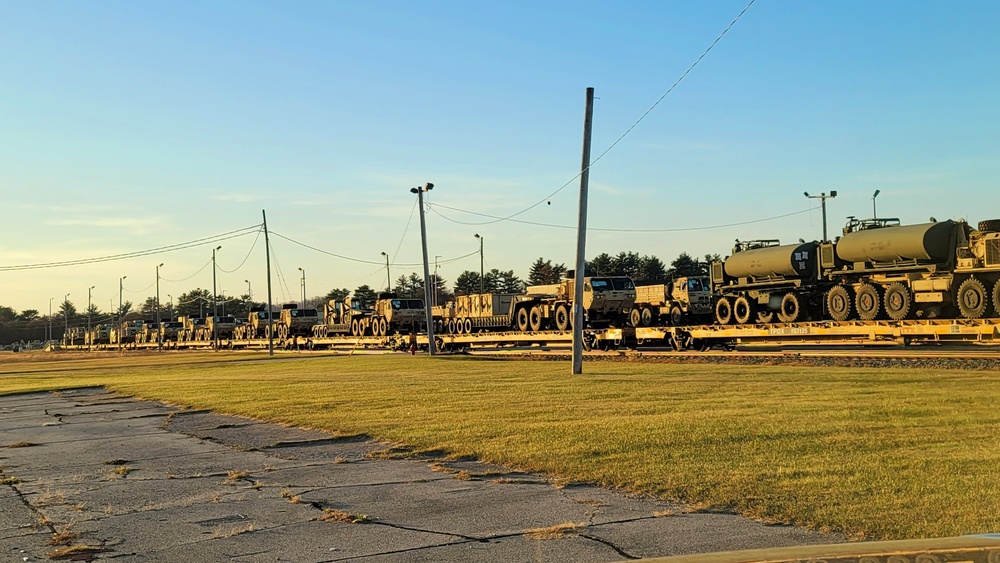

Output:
xmin=263 ymin=210 xmax=274 ymax=357
xmin=411 ymin=183 xmax=437 ymax=355
xmin=572 ymin=87 xmax=595 ymax=375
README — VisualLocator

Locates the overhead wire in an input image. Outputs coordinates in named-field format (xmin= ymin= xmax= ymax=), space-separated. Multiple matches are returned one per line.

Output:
xmin=429 ymin=204 xmax=820 ymax=232
xmin=217 ymin=226 xmax=264 ymax=274
xmin=427 ymin=0 xmax=757 ymax=226
xmin=160 ymin=259 xmax=212 ymax=283
xmin=0 ymin=225 xmax=263 ymax=271
xmin=269 ymin=230 xmax=478 ymax=267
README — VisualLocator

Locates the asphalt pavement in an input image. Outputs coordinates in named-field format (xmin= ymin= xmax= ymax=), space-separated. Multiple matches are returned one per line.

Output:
xmin=0 ymin=388 xmax=840 ymax=562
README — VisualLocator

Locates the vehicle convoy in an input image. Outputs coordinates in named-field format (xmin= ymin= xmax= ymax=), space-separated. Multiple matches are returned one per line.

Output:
xmin=313 ymin=293 xmax=425 ymax=338
xmin=711 ymin=217 xmax=1000 ymax=325
xmin=62 ymin=327 xmax=87 ymax=347
xmin=176 ymin=316 xmax=206 ymax=342
xmin=630 ymin=277 xmax=713 ymax=327
xmin=436 ymin=274 xmax=636 ymax=333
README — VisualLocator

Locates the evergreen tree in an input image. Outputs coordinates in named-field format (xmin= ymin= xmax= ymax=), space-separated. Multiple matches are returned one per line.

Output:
xmin=587 ymin=253 xmax=615 ymax=276
xmin=636 ymin=255 xmax=668 ymax=284
xmin=494 ymin=270 xmax=525 ymax=293
xmin=175 ymin=289 xmax=211 ymax=317
xmin=324 ymin=288 xmax=351 ymax=302
xmin=669 ymin=253 xmax=705 ymax=278
xmin=18 ymin=309 xmax=39 ymax=321
xmin=454 ymin=271 xmax=481 ymax=295
xmin=527 ymin=258 xmax=566 ymax=285
xmin=353 ymin=285 xmax=377 ymax=305
xmin=0 ymin=306 xmax=17 ymax=323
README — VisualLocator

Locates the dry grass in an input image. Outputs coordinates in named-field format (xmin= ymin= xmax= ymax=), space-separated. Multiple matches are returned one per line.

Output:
xmin=212 ymin=523 xmax=255 ymax=538
xmin=111 ymin=466 xmax=132 ymax=477
xmin=317 ymin=508 xmax=370 ymax=524
xmin=47 ymin=545 xmax=106 ymax=560
xmin=36 ymin=491 xmax=66 ymax=506
xmin=0 ymin=476 xmax=21 ymax=486
xmin=49 ymin=528 xmax=79 ymax=546
xmin=653 ymin=509 xmax=676 ymax=518
xmin=6 ymin=440 xmax=38 ymax=448
xmin=225 ymin=470 xmax=248 ymax=483
xmin=524 ymin=522 xmax=587 ymax=539
xmin=3 ymin=353 xmax=1000 ymax=539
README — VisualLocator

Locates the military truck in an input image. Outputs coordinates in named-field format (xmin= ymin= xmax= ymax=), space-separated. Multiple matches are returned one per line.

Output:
xmin=820 ymin=218 xmax=1000 ymax=321
xmin=313 ymin=297 xmax=372 ymax=337
xmin=110 ymin=320 xmax=144 ymax=345
xmin=62 ymin=327 xmax=87 ymax=347
xmin=268 ymin=304 xmax=319 ymax=340
xmin=135 ymin=321 xmax=160 ymax=344
xmin=234 ymin=308 xmax=277 ymax=340
xmin=630 ymin=277 xmax=713 ymax=327
xmin=371 ymin=294 xmax=425 ymax=336
xmin=86 ymin=324 xmax=111 ymax=346
xmin=176 ymin=316 xmax=206 ymax=342
xmin=194 ymin=316 xmax=237 ymax=341
xmin=159 ymin=321 xmax=184 ymax=342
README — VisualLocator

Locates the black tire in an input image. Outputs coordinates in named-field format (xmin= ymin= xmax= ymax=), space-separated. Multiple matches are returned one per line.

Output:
xmin=855 ymin=284 xmax=881 ymax=321
xmin=641 ymin=307 xmax=655 ymax=327
xmin=957 ymin=278 xmax=988 ymax=319
xmin=827 ymin=285 xmax=853 ymax=322
xmin=516 ymin=308 xmax=530 ymax=332
xmin=529 ymin=306 xmax=543 ymax=332
xmin=883 ymin=283 xmax=912 ymax=321
xmin=555 ymin=306 xmax=570 ymax=331
xmin=630 ymin=308 xmax=642 ymax=328
xmin=777 ymin=293 xmax=802 ymax=323
xmin=993 ymin=280 xmax=1000 ymax=318
xmin=464 ymin=318 xmax=473 ymax=334
xmin=350 ymin=319 xmax=360 ymax=336
xmin=715 ymin=297 xmax=733 ymax=325
xmin=733 ymin=296 xmax=753 ymax=324
xmin=978 ymin=219 xmax=1000 ymax=233
xmin=669 ymin=306 xmax=683 ymax=327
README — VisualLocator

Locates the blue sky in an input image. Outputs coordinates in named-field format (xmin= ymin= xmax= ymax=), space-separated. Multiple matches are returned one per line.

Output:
xmin=2 ymin=1 xmax=999 ymax=313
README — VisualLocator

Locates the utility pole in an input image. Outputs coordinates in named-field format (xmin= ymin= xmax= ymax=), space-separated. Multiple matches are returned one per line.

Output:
xmin=156 ymin=262 xmax=163 ymax=348
xmin=474 ymin=234 xmax=484 ymax=295
xmin=168 ymin=294 xmax=173 ymax=321
xmin=433 ymin=255 xmax=441 ymax=307
xmin=572 ymin=87 xmax=594 ymax=375
xmin=87 ymin=286 xmax=94 ymax=352
xmin=263 ymin=210 xmax=274 ymax=356
xmin=212 ymin=246 xmax=221 ymax=350
xmin=804 ymin=191 xmax=837 ymax=241
xmin=381 ymin=252 xmax=391 ymax=292
xmin=63 ymin=293 xmax=70 ymax=344
xmin=48 ymin=297 xmax=52 ymax=343
xmin=410 ymin=183 xmax=437 ymax=355
xmin=245 ymin=279 xmax=252 ymax=303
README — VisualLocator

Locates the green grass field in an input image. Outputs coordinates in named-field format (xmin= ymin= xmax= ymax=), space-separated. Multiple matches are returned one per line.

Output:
xmin=1 ymin=350 xmax=998 ymax=540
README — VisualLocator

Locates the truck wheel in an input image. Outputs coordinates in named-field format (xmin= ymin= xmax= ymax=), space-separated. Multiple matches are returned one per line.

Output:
xmin=978 ymin=219 xmax=1000 ymax=232
xmin=529 ymin=306 xmax=543 ymax=332
xmin=993 ymin=280 xmax=1000 ymax=318
xmin=629 ymin=308 xmax=641 ymax=328
xmin=957 ymin=278 xmax=988 ymax=319
xmin=670 ymin=306 xmax=683 ymax=327
xmin=777 ymin=293 xmax=802 ymax=323
xmin=714 ymin=297 xmax=733 ymax=325
xmin=351 ymin=319 xmax=360 ymax=336
xmin=464 ymin=318 xmax=473 ymax=334
xmin=855 ymin=284 xmax=882 ymax=321
xmin=379 ymin=318 xmax=388 ymax=337
xmin=733 ymin=296 xmax=753 ymax=324
xmin=826 ymin=286 xmax=853 ymax=322
xmin=641 ymin=307 xmax=655 ymax=327
xmin=516 ymin=308 xmax=530 ymax=332
xmin=883 ymin=283 xmax=912 ymax=320
xmin=554 ymin=306 xmax=570 ymax=331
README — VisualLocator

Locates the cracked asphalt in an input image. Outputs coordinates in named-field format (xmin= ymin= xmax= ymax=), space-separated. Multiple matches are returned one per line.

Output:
xmin=0 ymin=388 xmax=840 ymax=562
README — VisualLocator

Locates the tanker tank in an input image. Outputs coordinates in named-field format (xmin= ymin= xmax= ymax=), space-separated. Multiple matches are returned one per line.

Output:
xmin=724 ymin=242 xmax=818 ymax=280
xmin=836 ymin=221 xmax=955 ymax=264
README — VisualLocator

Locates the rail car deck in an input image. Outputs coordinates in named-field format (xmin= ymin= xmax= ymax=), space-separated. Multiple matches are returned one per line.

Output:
xmin=60 ymin=319 xmax=1000 ymax=352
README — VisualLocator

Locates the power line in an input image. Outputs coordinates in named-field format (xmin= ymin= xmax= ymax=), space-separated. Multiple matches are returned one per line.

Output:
xmin=270 ymin=230 xmax=478 ymax=267
xmin=160 ymin=259 xmax=212 ymax=283
xmin=0 ymin=225 xmax=263 ymax=271
xmin=429 ymin=0 xmax=756 ymax=226
xmin=429 ymin=203 xmax=819 ymax=233
xmin=217 ymin=226 xmax=264 ymax=274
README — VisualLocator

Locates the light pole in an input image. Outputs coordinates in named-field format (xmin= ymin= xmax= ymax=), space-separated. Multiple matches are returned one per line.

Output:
xmin=410 ymin=182 xmax=436 ymax=355
xmin=167 ymin=294 xmax=173 ymax=320
xmin=63 ymin=293 xmax=70 ymax=344
xmin=156 ymin=262 xmax=164 ymax=347
xmin=221 ymin=289 xmax=226 ymax=316
xmin=48 ymin=297 xmax=53 ymax=343
xmin=433 ymin=255 xmax=442 ymax=307
xmin=212 ymin=246 xmax=221 ymax=349
xmin=119 ymin=276 xmax=126 ymax=351
xmin=298 ymin=267 xmax=306 ymax=308
xmin=87 ymin=286 xmax=94 ymax=351
xmin=474 ymin=234 xmax=484 ymax=295
xmin=245 ymin=279 xmax=252 ymax=303
xmin=804 ymin=191 xmax=837 ymax=242
xmin=872 ymin=189 xmax=881 ymax=219
xmin=380 ymin=252 xmax=390 ymax=292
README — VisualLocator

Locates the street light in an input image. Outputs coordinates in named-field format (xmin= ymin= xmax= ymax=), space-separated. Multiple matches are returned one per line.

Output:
xmin=298 ymin=267 xmax=306 ymax=308
xmin=474 ymin=234 xmax=484 ymax=295
xmin=380 ymin=252 xmax=390 ymax=292
xmin=119 ymin=276 xmax=126 ymax=351
xmin=48 ymin=297 xmax=53 ymax=343
xmin=433 ymin=255 xmax=442 ymax=307
xmin=872 ymin=189 xmax=881 ymax=219
xmin=167 ymin=294 xmax=173 ymax=320
xmin=409 ymin=182 xmax=436 ymax=356
xmin=212 ymin=245 xmax=221 ymax=349
xmin=245 ymin=279 xmax=252 ymax=303
xmin=87 ymin=286 xmax=95 ymax=351
xmin=156 ymin=262 xmax=164 ymax=348
xmin=63 ymin=293 xmax=70 ymax=344
xmin=804 ymin=191 xmax=838 ymax=242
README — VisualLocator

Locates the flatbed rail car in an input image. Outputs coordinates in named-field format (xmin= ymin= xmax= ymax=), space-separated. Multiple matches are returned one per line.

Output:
xmin=638 ymin=319 xmax=1000 ymax=350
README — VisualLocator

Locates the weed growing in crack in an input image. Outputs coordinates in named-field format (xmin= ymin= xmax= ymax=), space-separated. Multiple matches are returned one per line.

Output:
xmin=317 ymin=509 xmax=370 ymax=524
xmin=212 ymin=523 xmax=255 ymax=538
xmin=36 ymin=491 xmax=67 ymax=506
xmin=251 ymin=481 xmax=263 ymax=490
xmin=524 ymin=522 xmax=587 ymax=540
xmin=653 ymin=509 xmax=676 ymax=517
xmin=0 ymin=476 xmax=21 ymax=486
xmin=49 ymin=528 xmax=79 ymax=546
xmin=5 ymin=441 xmax=38 ymax=448
xmin=72 ymin=503 xmax=86 ymax=512
xmin=224 ymin=470 xmax=248 ymax=483
xmin=288 ymin=495 xmax=302 ymax=504
xmin=111 ymin=466 xmax=133 ymax=478
xmin=159 ymin=412 xmax=175 ymax=429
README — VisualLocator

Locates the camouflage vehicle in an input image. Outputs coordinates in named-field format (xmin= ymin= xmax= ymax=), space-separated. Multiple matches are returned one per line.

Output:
xmin=313 ymin=297 xmax=373 ymax=338
xmin=196 ymin=316 xmax=237 ymax=341
xmin=110 ymin=320 xmax=144 ymax=345
xmin=158 ymin=321 xmax=184 ymax=342
xmin=630 ymin=277 xmax=713 ymax=327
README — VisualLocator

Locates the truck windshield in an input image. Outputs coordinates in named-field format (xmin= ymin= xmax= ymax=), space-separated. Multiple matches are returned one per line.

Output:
xmin=611 ymin=278 xmax=634 ymax=290
xmin=688 ymin=278 xmax=704 ymax=291
xmin=590 ymin=279 xmax=610 ymax=291
xmin=407 ymin=300 xmax=424 ymax=309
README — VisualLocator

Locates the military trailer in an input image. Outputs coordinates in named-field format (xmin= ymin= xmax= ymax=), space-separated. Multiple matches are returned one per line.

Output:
xmin=711 ymin=239 xmax=827 ymax=325
xmin=630 ymin=277 xmax=713 ymax=327
xmin=820 ymin=218 xmax=1000 ymax=321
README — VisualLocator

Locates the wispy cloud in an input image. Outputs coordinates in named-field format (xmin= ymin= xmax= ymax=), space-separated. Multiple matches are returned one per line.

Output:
xmin=45 ymin=216 xmax=165 ymax=234
xmin=208 ymin=193 xmax=268 ymax=203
